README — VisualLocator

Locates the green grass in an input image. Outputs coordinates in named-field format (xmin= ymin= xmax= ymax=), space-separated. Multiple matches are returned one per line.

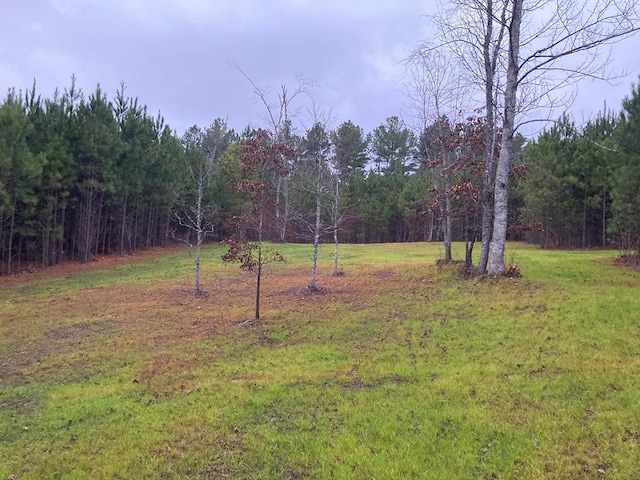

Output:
xmin=1 ymin=242 xmax=640 ymax=479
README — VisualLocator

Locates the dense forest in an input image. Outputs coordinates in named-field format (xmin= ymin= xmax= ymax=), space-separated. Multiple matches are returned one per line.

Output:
xmin=1 ymin=77 xmax=639 ymax=275
xmin=514 ymin=89 xmax=640 ymax=252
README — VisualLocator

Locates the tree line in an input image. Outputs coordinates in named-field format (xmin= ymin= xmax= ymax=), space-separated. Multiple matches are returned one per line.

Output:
xmin=514 ymin=81 xmax=640 ymax=253
xmin=3 ymin=0 xmax=640 ymax=279
xmin=0 ymin=80 xmax=435 ymax=275
xmin=1 ymin=73 xmax=640 ymax=276
xmin=0 ymin=80 xmax=186 ymax=275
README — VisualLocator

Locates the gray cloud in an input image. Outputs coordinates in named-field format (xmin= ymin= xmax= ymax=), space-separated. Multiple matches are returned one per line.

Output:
xmin=1 ymin=0 xmax=637 ymax=138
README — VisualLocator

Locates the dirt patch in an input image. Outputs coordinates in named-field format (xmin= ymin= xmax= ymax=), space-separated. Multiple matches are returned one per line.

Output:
xmin=277 ymin=285 xmax=328 ymax=297
xmin=0 ymin=250 xmax=440 ymax=390
xmin=0 ymin=319 xmax=120 ymax=386
xmin=0 ymin=394 xmax=37 ymax=415
xmin=46 ymin=320 xmax=118 ymax=340
xmin=615 ymin=254 xmax=640 ymax=272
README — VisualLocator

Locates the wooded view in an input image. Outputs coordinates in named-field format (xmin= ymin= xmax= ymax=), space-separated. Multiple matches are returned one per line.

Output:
xmin=1 ymin=76 xmax=639 ymax=276
xmin=3 ymin=1 xmax=640 ymax=478
xmin=2 ymin=1 xmax=640 ymax=278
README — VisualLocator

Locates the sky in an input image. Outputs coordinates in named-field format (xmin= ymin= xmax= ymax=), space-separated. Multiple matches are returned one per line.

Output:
xmin=1 ymin=0 xmax=639 ymax=138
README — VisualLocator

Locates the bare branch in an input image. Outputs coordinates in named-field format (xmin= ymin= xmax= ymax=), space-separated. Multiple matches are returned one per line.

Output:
xmin=231 ymin=62 xmax=315 ymax=141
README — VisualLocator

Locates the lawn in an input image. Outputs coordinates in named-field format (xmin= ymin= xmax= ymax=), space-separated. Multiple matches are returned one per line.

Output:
xmin=1 ymin=242 xmax=639 ymax=479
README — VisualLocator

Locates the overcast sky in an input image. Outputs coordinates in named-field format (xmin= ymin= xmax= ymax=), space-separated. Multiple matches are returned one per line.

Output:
xmin=2 ymin=0 xmax=639 ymax=138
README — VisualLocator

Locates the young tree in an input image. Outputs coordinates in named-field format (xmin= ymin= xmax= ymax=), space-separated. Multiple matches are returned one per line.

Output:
xmin=222 ymin=130 xmax=295 ymax=320
xmin=234 ymin=65 xmax=312 ymax=241
xmin=421 ymin=117 xmax=455 ymax=260
xmin=298 ymin=122 xmax=332 ymax=290
xmin=404 ymin=48 xmax=473 ymax=255
xmin=176 ymin=119 xmax=233 ymax=296
xmin=329 ymin=120 xmax=368 ymax=274
xmin=421 ymin=115 xmax=487 ymax=264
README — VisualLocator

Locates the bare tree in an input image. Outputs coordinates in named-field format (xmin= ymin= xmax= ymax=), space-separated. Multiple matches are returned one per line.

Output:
xmin=329 ymin=121 xmax=368 ymax=275
xmin=416 ymin=0 xmax=640 ymax=275
xmin=410 ymin=0 xmax=507 ymax=273
xmin=233 ymin=64 xmax=313 ymax=241
xmin=296 ymin=122 xmax=332 ymax=290
xmin=404 ymin=49 xmax=470 ymax=261
xmin=487 ymin=0 xmax=640 ymax=275
xmin=175 ymin=120 xmax=232 ymax=296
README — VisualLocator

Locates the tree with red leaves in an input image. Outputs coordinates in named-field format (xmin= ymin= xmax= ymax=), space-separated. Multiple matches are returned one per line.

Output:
xmin=423 ymin=115 xmax=490 ymax=267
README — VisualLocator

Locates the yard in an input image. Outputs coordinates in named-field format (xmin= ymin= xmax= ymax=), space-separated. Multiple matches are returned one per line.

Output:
xmin=1 ymin=242 xmax=639 ymax=479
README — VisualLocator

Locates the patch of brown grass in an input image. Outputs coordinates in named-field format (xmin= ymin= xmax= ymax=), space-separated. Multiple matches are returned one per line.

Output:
xmin=614 ymin=253 xmax=640 ymax=272
xmin=0 ymin=251 xmax=426 ymax=393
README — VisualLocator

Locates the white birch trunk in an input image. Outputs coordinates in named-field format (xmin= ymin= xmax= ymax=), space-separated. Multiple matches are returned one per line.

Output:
xmin=488 ymin=0 xmax=523 ymax=275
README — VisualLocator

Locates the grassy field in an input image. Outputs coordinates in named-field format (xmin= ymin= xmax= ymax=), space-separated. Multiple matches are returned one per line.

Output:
xmin=1 ymin=242 xmax=639 ymax=479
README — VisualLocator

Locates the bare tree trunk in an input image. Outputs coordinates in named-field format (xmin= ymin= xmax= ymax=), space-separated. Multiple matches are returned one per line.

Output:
xmin=255 ymin=249 xmax=262 ymax=321
xmin=58 ymin=203 xmax=66 ymax=264
xmin=602 ymin=192 xmax=606 ymax=249
xmin=283 ymin=176 xmax=290 ymax=241
xmin=310 ymin=235 xmax=319 ymax=289
xmin=488 ymin=0 xmax=523 ymax=275
xmin=97 ymin=191 xmax=106 ymax=256
xmin=133 ymin=196 xmax=140 ymax=252
xmin=310 ymin=160 xmax=322 ymax=290
xmin=7 ymin=202 xmax=16 ymax=275
xmin=443 ymin=151 xmax=452 ymax=261
xmin=255 ymin=193 xmax=264 ymax=320
xmin=476 ymin=141 xmax=494 ymax=268
xmin=120 ymin=192 xmax=128 ymax=256
xmin=333 ymin=227 xmax=339 ymax=275
xmin=42 ymin=194 xmax=52 ymax=270
xmin=582 ymin=189 xmax=588 ymax=248
xmin=79 ymin=188 xmax=95 ymax=264
xmin=476 ymin=0 xmax=506 ymax=276
xmin=425 ymin=212 xmax=433 ymax=242
xmin=146 ymin=203 xmax=153 ymax=249
xmin=195 ymin=180 xmax=204 ymax=296
xmin=444 ymin=198 xmax=452 ymax=261
xmin=275 ymin=177 xmax=282 ymax=240
xmin=333 ymin=180 xmax=341 ymax=276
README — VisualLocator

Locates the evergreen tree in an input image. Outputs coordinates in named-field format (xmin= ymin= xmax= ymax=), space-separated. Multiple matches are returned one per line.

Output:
xmin=371 ymin=116 xmax=416 ymax=175
xmin=114 ymin=92 xmax=158 ymax=255
xmin=72 ymin=86 xmax=121 ymax=263
xmin=611 ymin=80 xmax=640 ymax=253
xmin=0 ymin=91 xmax=44 ymax=274
xmin=329 ymin=120 xmax=368 ymax=271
